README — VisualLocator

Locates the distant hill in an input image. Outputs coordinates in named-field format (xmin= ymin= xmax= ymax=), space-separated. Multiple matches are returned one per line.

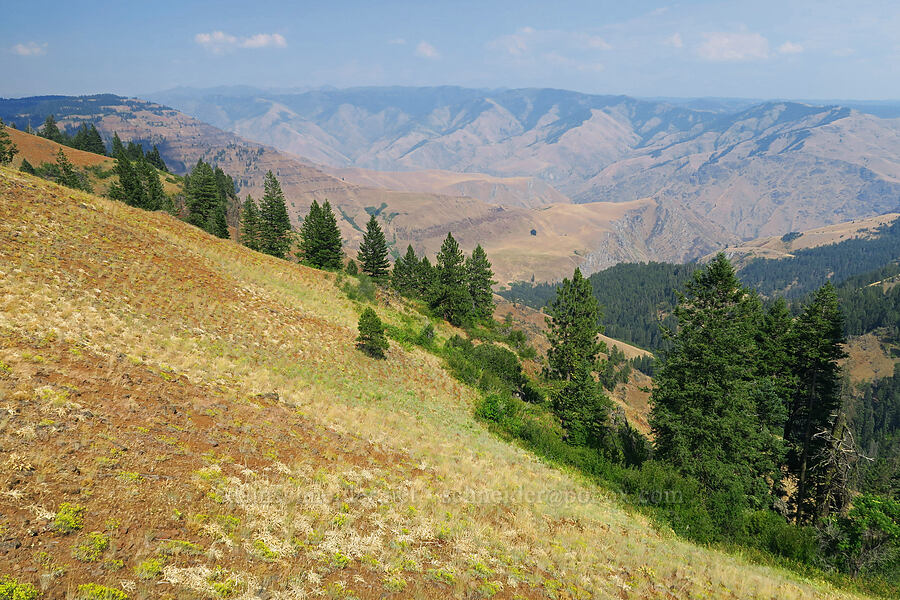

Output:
xmin=149 ymin=86 xmax=900 ymax=243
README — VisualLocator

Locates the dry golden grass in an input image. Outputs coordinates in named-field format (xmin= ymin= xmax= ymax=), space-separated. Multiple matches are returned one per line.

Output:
xmin=0 ymin=167 xmax=874 ymax=599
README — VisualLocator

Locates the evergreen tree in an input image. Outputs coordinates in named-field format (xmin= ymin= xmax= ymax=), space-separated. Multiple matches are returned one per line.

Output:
xmin=431 ymin=233 xmax=472 ymax=326
xmin=416 ymin=255 xmax=437 ymax=301
xmin=299 ymin=199 xmax=343 ymax=269
xmin=786 ymin=282 xmax=848 ymax=523
xmin=146 ymin=145 xmax=167 ymax=171
xmin=39 ymin=115 xmax=63 ymax=143
xmin=544 ymin=268 xmax=604 ymax=381
xmin=239 ymin=195 xmax=262 ymax=251
xmin=110 ymin=132 xmax=125 ymax=157
xmin=649 ymin=254 xmax=776 ymax=506
xmin=125 ymin=141 xmax=144 ymax=161
xmin=345 ymin=259 xmax=358 ymax=275
xmin=357 ymin=214 xmax=391 ymax=281
xmin=392 ymin=245 xmax=419 ymax=296
xmin=109 ymin=150 xmax=146 ymax=207
xmin=186 ymin=161 xmax=220 ymax=231
xmin=19 ymin=158 xmax=35 ymax=175
xmin=356 ymin=307 xmax=389 ymax=358
xmin=54 ymin=149 xmax=90 ymax=192
xmin=552 ymin=359 xmax=614 ymax=447
xmin=299 ymin=199 xmax=322 ymax=264
xmin=84 ymin=124 xmax=106 ymax=155
xmin=206 ymin=205 xmax=230 ymax=239
xmin=0 ymin=118 xmax=18 ymax=165
xmin=258 ymin=171 xmax=292 ymax=257
xmin=139 ymin=160 xmax=165 ymax=211
xmin=466 ymin=244 xmax=496 ymax=322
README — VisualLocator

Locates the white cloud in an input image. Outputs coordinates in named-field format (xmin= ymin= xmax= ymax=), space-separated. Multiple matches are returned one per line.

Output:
xmin=388 ymin=38 xmax=406 ymax=45
xmin=415 ymin=41 xmax=440 ymax=59
xmin=697 ymin=32 xmax=770 ymax=61
xmin=664 ymin=33 xmax=684 ymax=49
xmin=487 ymin=27 xmax=612 ymax=66
xmin=777 ymin=41 xmax=804 ymax=55
xmin=195 ymin=31 xmax=286 ymax=54
xmin=11 ymin=41 xmax=47 ymax=57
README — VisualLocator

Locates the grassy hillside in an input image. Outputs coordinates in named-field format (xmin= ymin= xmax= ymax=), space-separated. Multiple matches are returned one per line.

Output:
xmin=0 ymin=167 xmax=871 ymax=599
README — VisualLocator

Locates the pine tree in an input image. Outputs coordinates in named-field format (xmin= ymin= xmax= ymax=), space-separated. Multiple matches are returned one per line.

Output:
xmin=416 ymin=255 xmax=437 ymax=301
xmin=318 ymin=200 xmax=343 ymax=269
xmin=0 ymin=118 xmax=18 ymax=165
xmin=345 ymin=259 xmax=358 ymax=275
xmin=125 ymin=141 xmax=144 ymax=161
xmin=552 ymin=359 xmax=614 ymax=447
xmin=186 ymin=161 xmax=220 ymax=231
xmin=392 ymin=245 xmax=418 ymax=296
xmin=432 ymin=233 xmax=472 ymax=326
xmin=239 ymin=195 xmax=262 ymax=251
xmin=649 ymin=254 xmax=776 ymax=506
xmin=299 ymin=199 xmax=343 ymax=269
xmin=110 ymin=150 xmax=146 ymax=207
xmin=139 ymin=160 xmax=165 ymax=211
xmin=19 ymin=158 xmax=35 ymax=175
xmin=85 ymin=124 xmax=106 ymax=155
xmin=466 ymin=244 xmax=495 ymax=322
xmin=146 ymin=145 xmax=167 ymax=171
xmin=356 ymin=307 xmax=389 ymax=358
xmin=39 ymin=115 xmax=63 ymax=143
xmin=110 ymin=132 xmax=125 ymax=157
xmin=357 ymin=214 xmax=391 ymax=281
xmin=54 ymin=149 xmax=90 ymax=192
xmin=258 ymin=171 xmax=292 ymax=257
xmin=299 ymin=199 xmax=322 ymax=264
xmin=207 ymin=206 xmax=230 ymax=239
xmin=786 ymin=282 xmax=847 ymax=523
xmin=544 ymin=268 xmax=604 ymax=381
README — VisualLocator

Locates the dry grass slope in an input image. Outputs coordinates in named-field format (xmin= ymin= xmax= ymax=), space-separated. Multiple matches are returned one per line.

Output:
xmin=0 ymin=167 xmax=871 ymax=599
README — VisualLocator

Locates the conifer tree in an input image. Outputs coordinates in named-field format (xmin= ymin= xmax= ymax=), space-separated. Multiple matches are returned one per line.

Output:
xmin=239 ymin=195 xmax=262 ymax=251
xmin=186 ymin=161 xmax=220 ymax=231
xmin=0 ymin=118 xmax=18 ymax=165
xmin=786 ymin=282 xmax=847 ymax=523
xmin=392 ymin=245 xmax=418 ymax=296
xmin=84 ymin=124 xmax=106 ymax=155
xmin=345 ymin=259 xmax=358 ymax=275
xmin=146 ymin=145 xmax=167 ymax=171
xmin=416 ymin=255 xmax=437 ymax=301
xmin=466 ymin=244 xmax=496 ymax=322
xmin=54 ymin=149 xmax=90 ymax=192
xmin=357 ymin=214 xmax=391 ymax=281
xmin=432 ymin=233 xmax=472 ymax=326
xmin=19 ymin=158 xmax=35 ymax=175
xmin=39 ymin=115 xmax=63 ymax=143
xmin=318 ymin=200 xmax=343 ymax=269
xmin=125 ymin=141 xmax=144 ymax=161
xmin=139 ymin=160 xmax=165 ymax=211
xmin=553 ymin=359 xmax=614 ymax=447
xmin=258 ymin=171 xmax=292 ymax=257
xmin=299 ymin=199 xmax=322 ymax=264
xmin=110 ymin=150 xmax=146 ymax=207
xmin=649 ymin=254 xmax=776 ymax=506
xmin=110 ymin=132 xmax=125 ymax=157
xmin=544 ymin=268 xmax=604 ymax=381
xmin=356 ymin=307 xmax=389 ymax=359
xmin=299 ymin=199 xmax=343 ymax=269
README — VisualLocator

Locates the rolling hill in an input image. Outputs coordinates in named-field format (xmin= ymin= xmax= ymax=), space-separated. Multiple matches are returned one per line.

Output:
xmin=0 ymin=166 xmax=870 ymax=599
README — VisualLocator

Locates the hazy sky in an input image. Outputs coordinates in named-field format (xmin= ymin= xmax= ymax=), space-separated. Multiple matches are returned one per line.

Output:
xmin=3 ymin=0 xmax=900 ymax=100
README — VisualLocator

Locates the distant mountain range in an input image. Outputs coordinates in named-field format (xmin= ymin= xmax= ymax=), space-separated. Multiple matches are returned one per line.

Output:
xmin=4 ymin=88 xmax=900 ymax=283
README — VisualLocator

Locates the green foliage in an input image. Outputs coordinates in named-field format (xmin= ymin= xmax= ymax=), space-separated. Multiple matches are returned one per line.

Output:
xmin=71 ymin=123 xmax=106 ymax=156
xmin=357 ymin=214 xmax=390 ymax=281
xmin=19 ymin=158 xmax=35 ymax=175
xmin=650 ymin=254 xmax=781 ymax=509
xmin=75 ymin=583 xmax=127 ymax=600
xmin=821 ymin=494 xmax=900 ymax=577
xmin=134 ymin=558 xmax=164 ymax=579
xmin=299 ymin=199 xmax=343 ymax=269
xmin=53 ymin=502 xmax=85 ymax=533
xmin=431 ymin=233 xmax=472 ymax=326
xmin=0 ymin=575 xmax=39 ymax=600
xmin=258 ymin=171 xmax=292 ymax=256
xmin=73 ymin=532 xmax=110 ymax=562
xmin=345 ymin=259 xmax=358 ymax=275
xmin=239 ymin=195 xmax=261 ymax=251
xmin=0 ymin=119 xmax=18 ymax=165
xmin=551 ymin=361 xmax=614 ymax=448
xmin=186 ymin=160 xmax=224 ymax=235
xmin=39 ymin=114 xmax=64 ymax=143
xmin=109 ymin=150 xmax=145 ymax=206
xmin=138 ymin=159 xmax=165 ymax=211
xmin=850 ymin=363 xmax=900 ymax=496
xmin=53 ymin=149 xmax=92 ymax=192
xmin=357 ymin=307 xmax=389 ymax=358
xmin=342 ymin=273 xmax=376 ymax=303
xmin=391 ymin=245 xmax=418 ymax=296
xmin=145 ymin=145 xmax=167 ymax=171
xmin=466 ymin=244 xmax=496 ymax=322
xmin=544 ymin=268 xmax=604 ymax=381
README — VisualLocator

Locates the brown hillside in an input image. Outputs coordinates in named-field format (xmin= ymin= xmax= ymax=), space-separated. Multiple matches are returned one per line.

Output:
xmin=7 ymin=127 xmax=112 ymax=169
xmin=0 ymin=167 xmax=864 ymax=599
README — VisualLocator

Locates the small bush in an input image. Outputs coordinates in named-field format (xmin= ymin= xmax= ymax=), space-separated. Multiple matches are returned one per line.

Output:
xmin=343 ymin=273 xmax=376 ymax=302
xmin=75 ymin=583 xmax=128 ymax=600
xmin=345 ymin=260 xmax=358 ymax=275
xmin=251 ymin=539 xmax=278 ymax=561
xmin=134 ymin=558 xmax=164 ymax=579
xmin=0 ymin=575 xmax=39 ymax=600
xmin=356 ymin=308 xmax=389 ymax=358
xmin=53 ymin=503 xmax=85 ymax=534
xmin=73 ymin=532 xmax=109 ymax=562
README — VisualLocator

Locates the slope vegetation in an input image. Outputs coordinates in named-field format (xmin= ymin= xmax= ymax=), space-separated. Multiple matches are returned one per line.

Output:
xmin=0 ymin=168 xmax=865 ymax=599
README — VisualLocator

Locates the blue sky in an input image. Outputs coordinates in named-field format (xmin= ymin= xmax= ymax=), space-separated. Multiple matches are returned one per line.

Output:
xmin=3 ymin=0 xmax=900 ymax=100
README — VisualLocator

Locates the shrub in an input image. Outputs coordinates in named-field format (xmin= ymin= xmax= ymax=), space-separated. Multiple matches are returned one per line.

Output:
xmin=53 ymin=503 xmax=85 ymax=533
xmin=134 ymin=558 xmax=164 ymax=579
xmin=743 ymin=510 xmax=819 ymax=563
xmin=73 ymin=532 xmax=109 ymax=562
xmin=0 ymin=575 xmax=39 ymax=600
xmin=345 ymin=259 xmax=358 ymax=275
xmin=343 ymin=273 xmax=376 ymax=302
xmin=75 ymin=583 xmax=128 ymax=600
